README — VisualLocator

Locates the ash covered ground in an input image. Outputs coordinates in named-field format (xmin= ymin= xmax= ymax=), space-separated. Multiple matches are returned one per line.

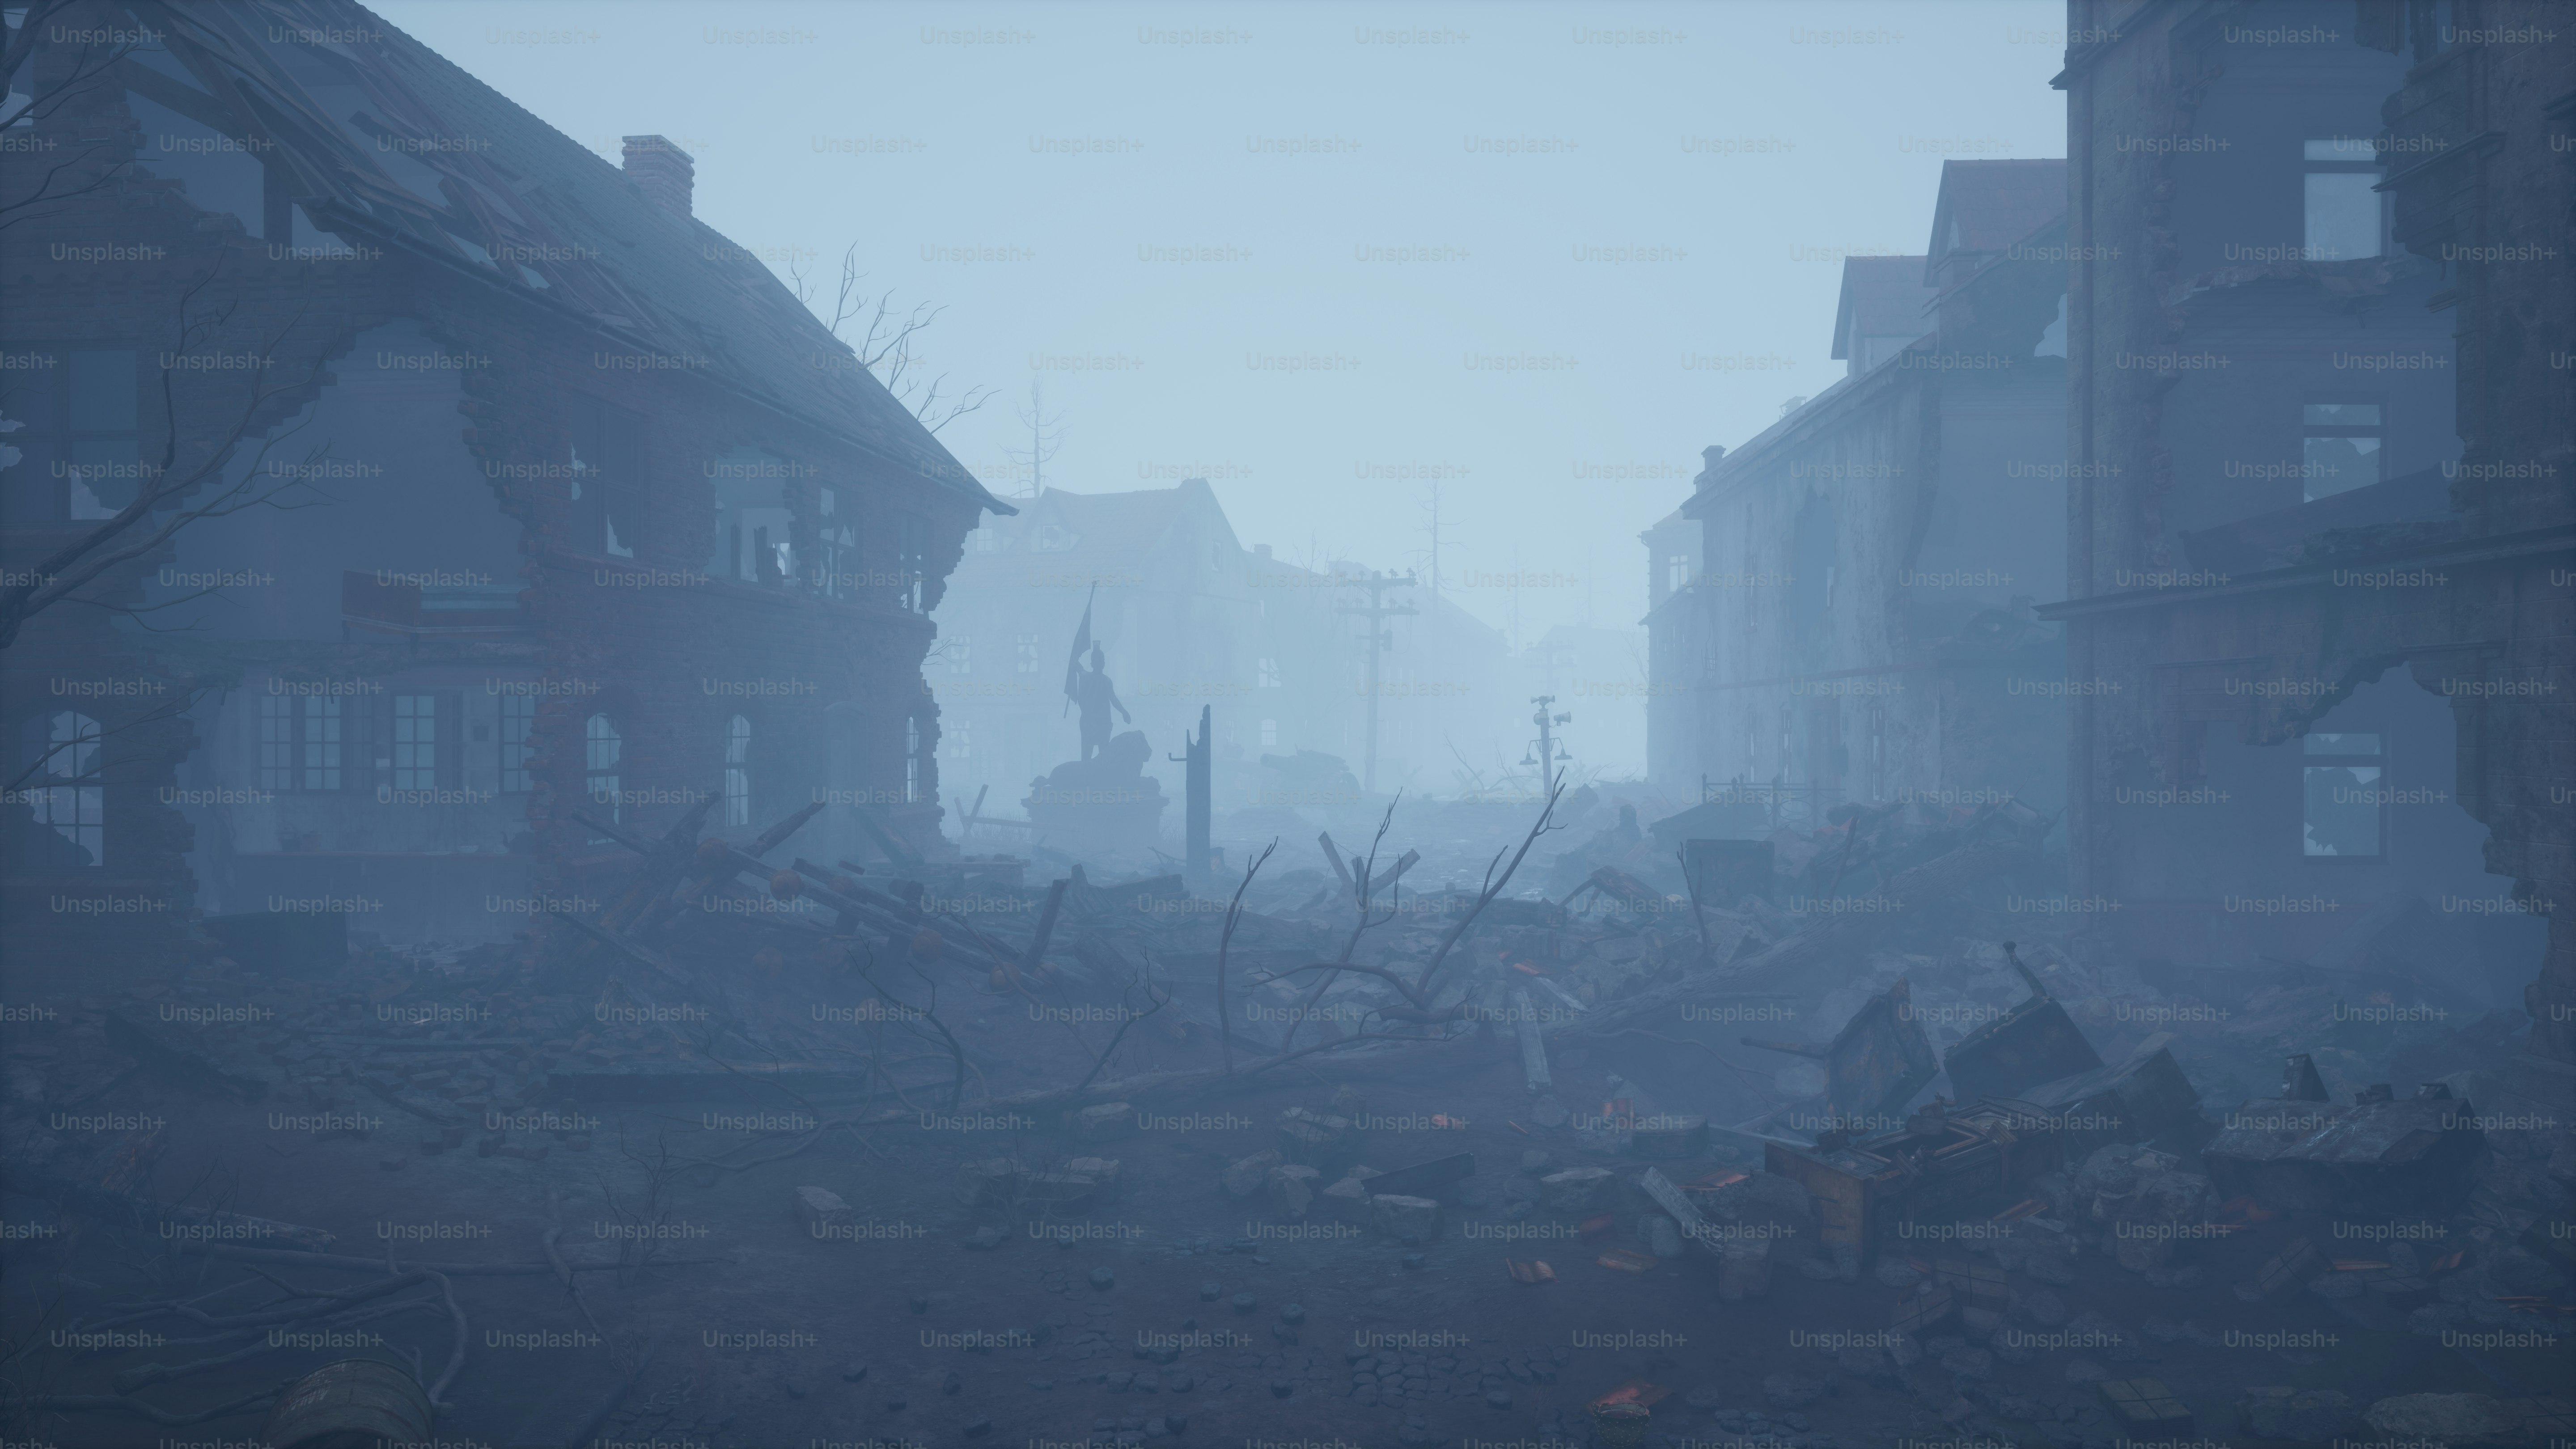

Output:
xmin=4 ymin=786 xmax=2568 ymax=1448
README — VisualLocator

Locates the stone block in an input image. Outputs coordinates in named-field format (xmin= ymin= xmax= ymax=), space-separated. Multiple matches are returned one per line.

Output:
xmin=1370 ymin=1194 xmax=1441 ymax=1241
xmin=1319 ymin=1173 xmax=1375 ymax=1222
xmin=1068 ymin=1157 xmax=1122 ymax=1203
xmin=1539 ymin=1166 xmax=1611 ymax=1214
xmin=1268 ymin=1164 xmax=1321 ymax=1220
xmin=955 ymin=1157 xmax=1024 ymax=1208
xmin=1076 ymin=1102 xmax=1135 ymax=1141
xmin=1717 ymin=1236 xmax=1772 ymax=1300
xmin=1221 ymin=1149 xmax=1283 ymax=1199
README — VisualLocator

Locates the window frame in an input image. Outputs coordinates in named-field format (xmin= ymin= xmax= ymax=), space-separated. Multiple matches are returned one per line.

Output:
xmin=584 ymin=713 xmax=622 ymax=835
xmin=2301 ymin=137 xmax=2385 ymax=263
xmin=724 ymin=714 xmax=752 ymax=827
xmin=30 ymin=710 xmax=103 ymax=868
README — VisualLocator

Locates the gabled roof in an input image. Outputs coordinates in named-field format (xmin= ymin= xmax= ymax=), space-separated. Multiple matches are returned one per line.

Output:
xmin=121 ymin=0 xmax=1005 ymax=510
xmin=949 ymin=479 xmax=1234 ymax=587
xmin=1832 ymin=255 xmax=1938 ymax=359
xmin=1925 ymin=159 xmax=2067 ymax=285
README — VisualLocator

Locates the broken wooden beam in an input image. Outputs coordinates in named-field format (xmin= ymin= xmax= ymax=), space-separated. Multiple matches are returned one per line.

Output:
xmin=854 ymin=805 xmax=926 ymax=872
xmin=1512 ymin=987 xmax=1551 ymax=1093
xmin=1318 ymin=832 xmax=1356 ymax=898
xmin=1365 ymin=848 xmax=1422 ymax=898
xmin=1019 ymin=879 xmax=1069 ymax=978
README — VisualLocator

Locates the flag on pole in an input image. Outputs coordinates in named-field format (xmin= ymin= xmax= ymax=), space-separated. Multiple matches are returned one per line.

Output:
xmin=1062 ymin=583 xmax=1095 ymax=716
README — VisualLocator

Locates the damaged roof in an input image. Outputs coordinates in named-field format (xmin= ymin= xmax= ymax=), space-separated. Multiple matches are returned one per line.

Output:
xmin=953 ymin=480 xmax=1238 ymax=586
xmin=121 ymin=0 xmax=1005 ymax=510
xmin=1925 ymin=158 xmax=2067 ymax=284
xmin=1831 ymin=255 xmax=1938 ymax=360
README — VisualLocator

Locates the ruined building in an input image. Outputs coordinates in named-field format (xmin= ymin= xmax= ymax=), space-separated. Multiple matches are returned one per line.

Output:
xmin=1 ymin=4 xmax=1010 ymax=958
xmin=1648 ymin=159 xmax=2073 ymax=825
xmin=2047 ymin=0 xmax=2571 ymax=1209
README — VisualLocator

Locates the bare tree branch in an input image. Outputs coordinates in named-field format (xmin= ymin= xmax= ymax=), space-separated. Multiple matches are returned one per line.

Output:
xmin=0 ymin=265 xmax=349 ymax=650
xmin=1215 ymin=839 xmax=1277 ymax=1074
xmin=791 ymin=242 xmax=993 ymax=435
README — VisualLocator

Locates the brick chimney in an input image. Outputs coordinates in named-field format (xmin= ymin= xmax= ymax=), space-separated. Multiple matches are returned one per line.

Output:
xmin=620 ymin=135 xmax=694 ymax=217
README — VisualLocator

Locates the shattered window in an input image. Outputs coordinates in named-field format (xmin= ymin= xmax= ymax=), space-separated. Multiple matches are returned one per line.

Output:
xmin=816 ymin=484 xmax=858 ymax=598
xmin=499 ymin=695 xmax=535 ymax=793
xmin=948 ymin=636 xmax=973 ymax=675
xmin=32 ymin=711 xmax=102 ymax=867
xmin=585 ymin=714 xmax=621 ymax=830
xmin=2302 ymin=139 xmax=2383 ymax=262
xmin=1258 ymin=657 xmax=1280 ymax=689
xmin=1015 ymin=635 xmax=1040 ymax=674
xmin=898 ymin=516 xmax=930 ymax=612
xmin=724 ymin=715 xmax=751 ymax=827
xmin=2302 ymin=732 xmax=2384 ymax=856
xmin=569 ymin=395 xmax=645 ymax=559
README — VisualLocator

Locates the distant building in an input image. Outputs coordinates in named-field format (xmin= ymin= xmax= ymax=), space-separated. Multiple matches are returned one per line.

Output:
xmin=1648 ymin=160 xmax=2072 ymax=822
xmin=930 ymin=480 xmax=1512 ymax=836
xmin=0 ymin=6 xmax=1011 ymax=955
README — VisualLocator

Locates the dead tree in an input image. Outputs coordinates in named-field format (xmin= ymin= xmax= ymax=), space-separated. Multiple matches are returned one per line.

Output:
xmin=791 ymin=241 xmax=992 ymax=435
xmin=0 ymin=4 xmax=147 ymax=232
xmin=0 ymin=266 xmax=346 ymax=651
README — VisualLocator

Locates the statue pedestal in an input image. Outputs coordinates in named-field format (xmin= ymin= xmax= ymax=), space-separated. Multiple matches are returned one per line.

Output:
xmin=1025 ymin=729 xmax=1167 ymax=860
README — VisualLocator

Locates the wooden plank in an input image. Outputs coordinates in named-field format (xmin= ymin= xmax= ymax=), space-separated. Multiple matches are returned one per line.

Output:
xmin=1513 ymin=987 xmax=1551 ymax=1093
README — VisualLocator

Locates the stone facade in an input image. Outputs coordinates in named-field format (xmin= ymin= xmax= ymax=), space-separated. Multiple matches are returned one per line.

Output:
xmin=2049 ymin=0 xmax=2572 ymax=1216
xmin=1653 ymin=161 xmax=2072 ymax=826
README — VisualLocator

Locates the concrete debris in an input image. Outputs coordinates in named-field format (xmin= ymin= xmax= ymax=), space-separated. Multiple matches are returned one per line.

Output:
xmin=2363 ymin=1393 xmax=2517 ymax=1443
xmin=2236 ymin=1387 xmax=2364 ymax=1443
xmin=1538 ymin=1167 xmax=1612 ymax=1214
xmin=794 ymin=1185 xmax=854 ymax=1237
xmin=1369 ymin=1194 xmax=1441 ymax=1241
xmin=1067 ymin=1157 xmax=1122 ymax=1203
xmin=1221 ymin=1149 xmax=1283 ymax=1200
xmin=1275 ymin=1107 xmax=1351 ymax=1169
xmin=2203 ymin=1088 xmax=2483 ymax=1215
xmin=957 ymin=1158 xmax=1025 ymax=1208
xmin=1267 ymin=1164 xmax=1319 ymax=1220
xmin=1074 ymin=1102 xmax=1136 ymax=1140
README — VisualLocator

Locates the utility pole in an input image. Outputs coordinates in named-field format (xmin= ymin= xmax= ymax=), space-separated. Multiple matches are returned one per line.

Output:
xmin=1523 ymin=695 xmax=1572 ymax=794
xmin=1335 ymin=570 xmax=1417 ymax=796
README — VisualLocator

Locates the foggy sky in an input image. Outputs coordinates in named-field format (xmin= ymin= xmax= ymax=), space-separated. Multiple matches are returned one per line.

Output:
xmin=375 ymin=0 xmax=2067 ymax=741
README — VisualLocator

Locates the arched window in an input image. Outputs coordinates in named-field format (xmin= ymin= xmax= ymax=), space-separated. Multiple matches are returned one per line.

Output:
xmin=724 ymin=715 xmax=752 ymax=826
xmin=585 ymin=714 xmax=622 ymax=826
xmin=33 ymin=711 xmax=102 ymax=866
xmin=904 ymin=716 xmax=921 ymax=804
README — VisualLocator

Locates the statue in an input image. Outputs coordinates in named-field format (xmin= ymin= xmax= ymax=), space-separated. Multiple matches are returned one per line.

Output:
xmin=1072 ymin=643 xmax=1130 ymax=763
